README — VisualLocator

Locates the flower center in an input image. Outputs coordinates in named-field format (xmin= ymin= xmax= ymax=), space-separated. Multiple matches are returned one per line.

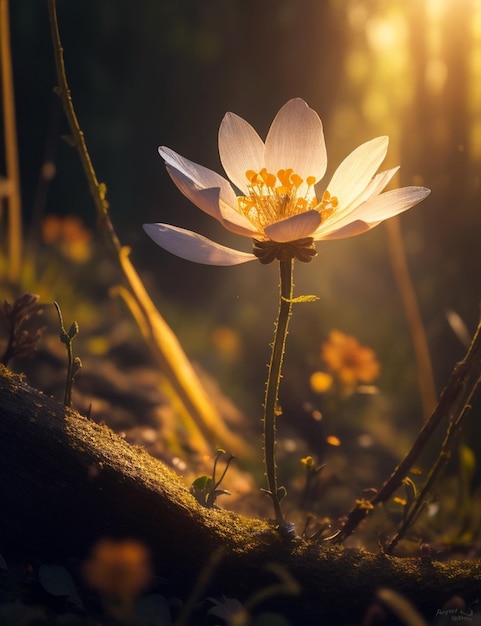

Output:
xmin=237 ymin=168 xmax=338 ymax=235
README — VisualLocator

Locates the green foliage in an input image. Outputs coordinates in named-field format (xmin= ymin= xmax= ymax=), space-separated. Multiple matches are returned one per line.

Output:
xmin=190 ymin=449 xmax=234 ymax=508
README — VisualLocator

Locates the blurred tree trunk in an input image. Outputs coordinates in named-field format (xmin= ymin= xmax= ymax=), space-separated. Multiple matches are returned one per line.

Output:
xmin=405 ymin=0 xmax=471 ymax=200
xmin=402 ymin=0 xmax=476 ymax=383
xmin=0 ymin=365 xmax=480 ymax=624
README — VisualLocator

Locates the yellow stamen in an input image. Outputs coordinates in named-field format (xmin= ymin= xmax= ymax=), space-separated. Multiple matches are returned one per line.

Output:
xmin=258 ymin=168 xmax=275 ymax=188
xmin=238 ymin=167 xmax=338 ymax=236
xmin=318 ymin=189 xmax=338 ymax=221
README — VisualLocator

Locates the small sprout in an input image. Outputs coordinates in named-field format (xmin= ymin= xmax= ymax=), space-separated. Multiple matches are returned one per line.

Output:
xmin=402 ymin=476 xmax=418 ymax=502
xmin=0 ymin=293 xmax=44 ymax=365
xmin=190 ymin=449 xmax=234 ymax=508
xmin=399 ymin=475 xmax=419 ymax=522
xmin=299 ymin=455 xmax=325 ymax=512
xmin=300 ymin=455 xmax=315 ymax=468
xmin=54 ymin=301 xmax=81 ymax=408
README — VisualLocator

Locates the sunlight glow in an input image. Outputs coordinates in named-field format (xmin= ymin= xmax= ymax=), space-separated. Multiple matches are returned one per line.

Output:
xmin=470 ymin=2 xmax=481 ymax=158
xmin=365 ymin=14 xmax=407 ymax=53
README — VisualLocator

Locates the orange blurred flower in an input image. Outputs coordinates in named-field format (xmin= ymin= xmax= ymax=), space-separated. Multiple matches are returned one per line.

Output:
xmin=42 ymin=215 xmax=92 ymax=262
xmin=83 ymin=538 xmax=152 ymax=599
xmin=211 ymin=325 xmax=242 ymax=361
xmin=321 ymin=330 xmax=380 ymax=388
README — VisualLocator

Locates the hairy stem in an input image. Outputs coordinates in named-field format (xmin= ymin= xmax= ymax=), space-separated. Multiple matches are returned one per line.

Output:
xmin=264 ymin=259 xmax=294 ymax=528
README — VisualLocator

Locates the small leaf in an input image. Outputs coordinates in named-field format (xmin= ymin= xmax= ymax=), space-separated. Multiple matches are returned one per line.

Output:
xmin=135 ymin=594 xmax=172 ymax=626
xmin=191 ymin=475 xmax=213 ymax=492
xmin=38 ymin=564 xmax=80 ymax=601
xmin=68 ymin=321 xmax=79 ymax=339
xmin=190 ymin=475 xmax=213 ymax=505
xmin=282 ymin=294 xmax=319 ymax=304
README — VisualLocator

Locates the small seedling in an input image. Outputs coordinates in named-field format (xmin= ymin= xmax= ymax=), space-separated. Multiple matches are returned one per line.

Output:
xmin=54 ymin=301 xmax=82 ymax=408
xmin=190 ymin=449 xmax=234 ymax=508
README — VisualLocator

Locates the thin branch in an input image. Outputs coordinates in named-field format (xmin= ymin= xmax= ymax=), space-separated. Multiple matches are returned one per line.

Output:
xmin=0 ymin=0 xmax=22 ymax=282
xmin=336 ymin=315 xmax=481 ymax=543
xmin=47 ymin=0 xmax=120 ymax=255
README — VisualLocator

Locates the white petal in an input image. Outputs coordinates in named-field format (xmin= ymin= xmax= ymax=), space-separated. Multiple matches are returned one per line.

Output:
xmin=265 ymin=99 xmax=327 ymax=181
xmin=312 ymin=166 xmax=400 ymax=238
xmin=312 ymin=184 xmax=429 ymax=240
xmin=159 ymin=147 xmax=233 ymax=198
xmin=143 ymin=223 xmax=256 ymax=266
xmin=349 ymin=186 xmax=431 ymax=224
xmin=165 ymin=165 xmax=224 ymax=220
xmin=264 ymin=210 xmax=322 ymax=243
xmin=316 ymin=220 xmax=370 ymax=240
xmin=324 ymin=136 xmax=389 ymax=212
xmin=218 ymin=199 xmax=260 ymax=237
xmin=218 ymin=112 xmax=265 ymax=194
xmin=353 ymin=166 xmax=400 ymax=206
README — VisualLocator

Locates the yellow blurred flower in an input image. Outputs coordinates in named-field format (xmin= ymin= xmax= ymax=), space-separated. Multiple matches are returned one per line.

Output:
xmin=321 ymin=330 xmax=380 ymax=388
xmin=309 ymin=371 xmax=333 ymax=393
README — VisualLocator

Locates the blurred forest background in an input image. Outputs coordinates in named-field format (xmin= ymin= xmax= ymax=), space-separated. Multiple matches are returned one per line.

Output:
xmin=2 ymin=0 xmax=481 ymax=520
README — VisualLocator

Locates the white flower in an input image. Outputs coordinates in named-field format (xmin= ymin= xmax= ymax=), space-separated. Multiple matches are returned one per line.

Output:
xmin=144 ymin=98 xmax=430 ymax=265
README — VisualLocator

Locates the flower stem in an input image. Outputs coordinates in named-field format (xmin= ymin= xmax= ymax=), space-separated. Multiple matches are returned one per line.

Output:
xmin=264 ymin=259 xmax=294 ymax=529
